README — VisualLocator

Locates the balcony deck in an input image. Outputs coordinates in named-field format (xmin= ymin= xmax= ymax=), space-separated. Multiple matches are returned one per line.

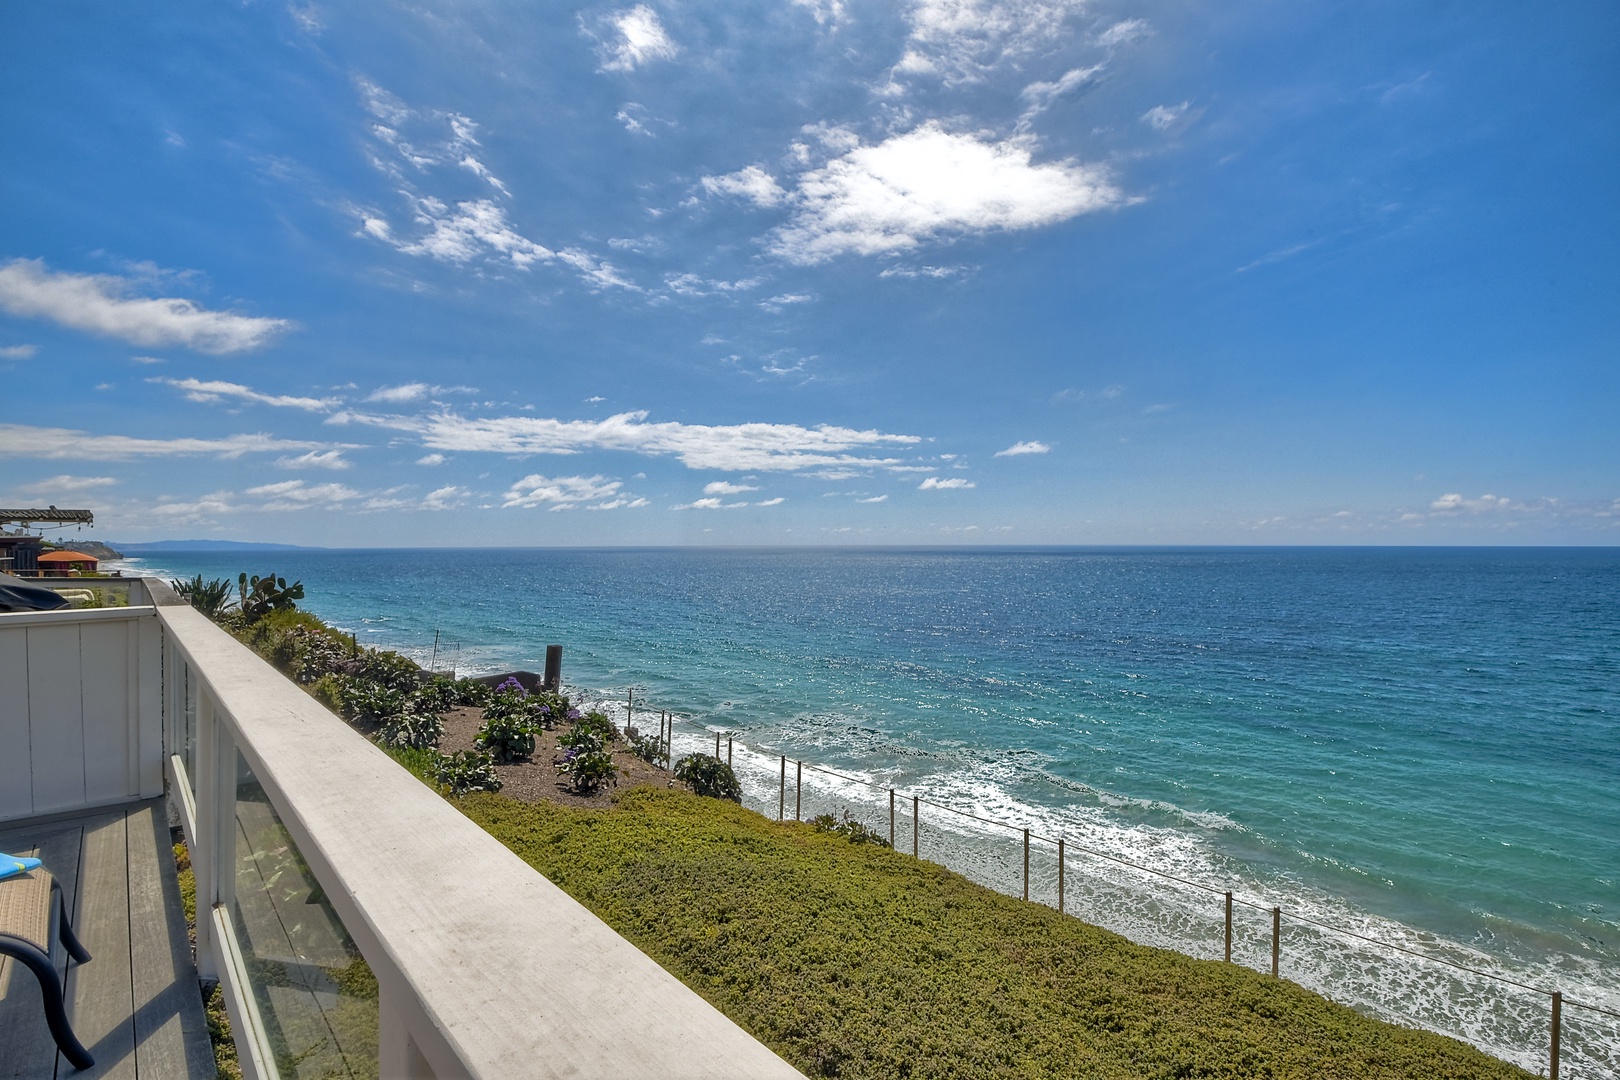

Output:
xmin=0 ymin=798 xmax=213 ymax=1080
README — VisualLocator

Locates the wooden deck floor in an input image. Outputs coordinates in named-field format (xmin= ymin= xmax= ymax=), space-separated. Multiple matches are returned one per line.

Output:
xmin=0 ymin=799 xmax=213 ymax=1080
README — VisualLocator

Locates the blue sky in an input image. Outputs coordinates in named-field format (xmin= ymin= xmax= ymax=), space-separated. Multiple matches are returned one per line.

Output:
xmin=1 ymin=1 xmax=1615 ymax=546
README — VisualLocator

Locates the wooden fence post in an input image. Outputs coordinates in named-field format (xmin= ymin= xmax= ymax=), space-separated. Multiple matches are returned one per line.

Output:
xmin=795 ymin=760 xmax=802 ymax=821
xmin=1022 ymin=829 xmax=1030 ymax=901
xmin=727 ymin=736 xmax=732 ymax=767
xmin=913 ymin=796 xmax=920 ymax=858
xmin=778 ymin=756 xmax=785 ymax=821
xmin=889 ymin=789 xmax=895 ymax=848
xmin=715 ymin=731 xmax=721 ymax=758
xmin=1058 ymin=838 xmax=1065 ymax=914
xmin=1271 ymin=907 xmax=1280 ymax=977
xmin=1224 ymin=892 xmax=1233 ymax=962
xmin=1550 ymin=991 xmax=1562 ymax=1080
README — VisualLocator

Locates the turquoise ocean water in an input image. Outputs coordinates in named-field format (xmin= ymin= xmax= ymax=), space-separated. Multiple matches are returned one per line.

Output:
xmin=122 ymin=546 xmax=1619 ymax=1073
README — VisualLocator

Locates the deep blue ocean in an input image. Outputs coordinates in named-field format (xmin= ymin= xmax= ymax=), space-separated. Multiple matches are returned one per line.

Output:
xmin=123 ymin=546 xmax=1619 ymax=1073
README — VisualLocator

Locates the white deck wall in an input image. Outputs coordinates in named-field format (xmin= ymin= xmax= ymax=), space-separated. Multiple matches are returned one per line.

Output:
xmin=0 ymin=605 xmax=164 ymax=823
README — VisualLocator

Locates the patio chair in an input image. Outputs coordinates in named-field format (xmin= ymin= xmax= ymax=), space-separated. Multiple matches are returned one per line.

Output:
xmin=0 ymin=868 xmax=95 ymax=1069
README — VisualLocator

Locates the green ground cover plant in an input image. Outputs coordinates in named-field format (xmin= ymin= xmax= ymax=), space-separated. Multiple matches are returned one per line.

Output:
xmin=462 ymin=788 xmax=1531 ymax=1080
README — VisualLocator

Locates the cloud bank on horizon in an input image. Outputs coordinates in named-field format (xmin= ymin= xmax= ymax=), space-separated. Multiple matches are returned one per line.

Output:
xmin=0 ymin=0 xmax=1613 ymax=544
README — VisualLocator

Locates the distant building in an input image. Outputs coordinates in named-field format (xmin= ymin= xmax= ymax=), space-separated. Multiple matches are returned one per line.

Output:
xmin=0 ymin=534 xmax=44 ymax=575
xmin=37 ymin=549 xmax=99 ymax=576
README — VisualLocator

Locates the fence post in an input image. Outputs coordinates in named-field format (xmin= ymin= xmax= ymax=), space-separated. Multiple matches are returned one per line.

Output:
xmin=913 ymin=796 xmax=920 ymax=858
xmin=1058 ymin=838 xmax=1065 ymax=914
xmin=778 ymin=756 xmax=785 ymax=821
xmin=727 ymin=736 xmax=732 ymax=768
xmin=1263 ymin=906 xmax=1276 ymax=977
xmin=889 ymin=789 xmax=895 ymax=848
xmin=1022 ymin=829 xmax=1030 ymax=901
xmin=627 ymin=689 xmax=634 ymax=734
xmin=715 ymin=731 xmax=721 ymax=758
xmin=1224 ymin=892 xmax=1233 ymax=962
xmin=1550 ymin=991 xmax=1562 ymax=1080
xmin=795 ymin=760 xmax=802 ymax=821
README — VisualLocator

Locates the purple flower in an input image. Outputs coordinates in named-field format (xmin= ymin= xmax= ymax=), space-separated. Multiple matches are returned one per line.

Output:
xmin=539 ymin=704 xmax=551 ymax=715
xmin=567 ymin=708 xmax=582 ymax=720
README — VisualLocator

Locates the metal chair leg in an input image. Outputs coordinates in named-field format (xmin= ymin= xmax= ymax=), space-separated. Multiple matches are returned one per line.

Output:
xmin=53 ymin=882 xmax=91 ymax=964
xmin=0 ymin=935 xmax=95 ymax=1070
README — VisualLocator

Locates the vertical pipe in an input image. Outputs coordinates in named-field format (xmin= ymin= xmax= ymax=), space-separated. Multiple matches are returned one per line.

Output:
xmin=778 ymin=756 xmax=786 ymax=821
xmin=626 ymin=689 xmax=634 ymax=735
xmin=889 ymin=789 xmax=895 ymax=848
xmin=727 ymin=736 xmax=732 ymax=767
xmin=1022 ymin=829 xmax=1030 ymax=901
xmin=1224 ymin=892 xmax=1234 ymax=962
xmin=1271 ymin=907 xmax=1281 ymax=977
xmin=715 ymin=731 xmax=721 ymax=758
xmin=795 ymin=760 xmax=803 ymax=821
xmin=913 ymin=796 xmax=920 ymax=858
xmin=1550 ymin=991 xmax=1562 ymax=1080
xmin=1058 ymin=838 xmax=1065 ymax=914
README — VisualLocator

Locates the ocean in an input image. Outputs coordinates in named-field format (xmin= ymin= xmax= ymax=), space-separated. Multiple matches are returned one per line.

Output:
xmin=121 ymin=546 xmax=1620 ymax=1074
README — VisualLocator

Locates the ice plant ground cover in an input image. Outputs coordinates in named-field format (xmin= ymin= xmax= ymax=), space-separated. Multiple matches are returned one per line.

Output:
xmin=455 ymin=786 xmax=1532 ymax=1080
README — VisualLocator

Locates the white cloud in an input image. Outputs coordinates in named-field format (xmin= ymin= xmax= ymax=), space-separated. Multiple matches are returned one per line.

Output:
xmin=1429 ymin=492 xmax=1517 ymax=514
xmin=856 ymin=494 xmax=888 ymax=503
xmin=276 ymin=450 xmax=352 ymax=470
xmin=333 ymin=409 xmax=922 ymax=473
xmin=0 ymin=259 xmax=291 ymax=354
xmin=369 ymin=383 xmax=431 ymax=403
xmin=12 ymin=474 xmax=117 ymax=496
xmin=769 ymin=125 xmax=1123 ymax=263
xmin=1095 ymin=18 xmax=1149 ymax=48
xmin=0 ymin=343 xmax=37 ymax=359
xmin=760 ymin=293 xmax=814 ymax=312
xmin=243 ymin=479 xmax=362 ymax=510
xmin=392 ymin=197 xmax=555 ymax=268
xmin=504 ymin=473 xmax=625 ymax=509
xmin=919 ymin=476 xmax=975 ymax=490
xmin=420 ymin=485 xmax=466 ymax=511
xmin=890 ymin=0 xmax=1090 ymax=88
xmin=593 ymin=6 xmax=678 ymax=72
xmin=756 ymin=496 xmax=786 ymax=506
xmin=676 ymin=496 xmax=750 ymax=510
xmin=704 ymin=480 xmax=759 ymax=495
xmin=701 ymin=165 xmax=788 ymax=208
xmin=417 ymin=453 xmax=447 ymax=466
xmin=995 ymin=440 xmax=1050 ymax=456
xmin=1017 ymin=64 xmax=1104 ymax=129
xmin=130 ymin=355 xmax=166 ymax=365
xmin=1142 ymin=101 xmax=1190 ymax=132
xmin=0 ymin=422 xmax=344 ymax=461
xmin=152 ymin=377 xmax=339 ymax=411
xmin=791 ymin=0 xmax=845 ymax=26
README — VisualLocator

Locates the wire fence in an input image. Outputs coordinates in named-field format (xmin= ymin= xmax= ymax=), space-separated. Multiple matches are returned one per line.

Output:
xmin=602 ymin=691 xmax=1620 ymax=1080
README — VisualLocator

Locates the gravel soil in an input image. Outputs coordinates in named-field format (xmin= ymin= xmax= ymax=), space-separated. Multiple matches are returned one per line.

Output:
xmin=438 ymin=705 xmax=677 ymax=808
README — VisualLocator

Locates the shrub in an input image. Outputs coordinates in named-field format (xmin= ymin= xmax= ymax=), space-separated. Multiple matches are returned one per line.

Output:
xmin=528 ymin=689 xmax=572 ymax=729
xmin=434 ymin=750 xmax=501 ymax=796
xmin=311 ymin=673 xmax=348 ymax=714
xmin=351 ymin=648 xmax=422 ymax=693
xmin=811 ymin=810 xmax=892 ymax=848
xmin=409 ymin=676 xmax=459 ymax=715
xmin=574 ymin=710 xmax=619 ymax=744
xmin=344 ymin=681 xmax=407 ymax=724
xmin=451 ymin=678 xmax=490 ymax=706
xmin=378 ymin=711 xmax=444 ymax=751
xmin=558 ymin=745 xmax=618 ymax=793
xmin=171 ymin=575 xmax=236 ymax=621
xmin=629 ymin=728 xmax=668 ymax=768
xmin=477 ymin=712 xmax=539 ymax=763
xmin=674 ymin=753 xmax=742 ymax=802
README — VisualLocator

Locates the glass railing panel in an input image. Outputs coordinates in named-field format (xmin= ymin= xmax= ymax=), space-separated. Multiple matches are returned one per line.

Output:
xmin=232 ymin=750 xmax=379 ymax=1079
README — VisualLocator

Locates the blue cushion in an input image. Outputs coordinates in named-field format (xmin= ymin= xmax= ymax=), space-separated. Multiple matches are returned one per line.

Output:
xmin=0 ymin=854 xmax=43 ymax=881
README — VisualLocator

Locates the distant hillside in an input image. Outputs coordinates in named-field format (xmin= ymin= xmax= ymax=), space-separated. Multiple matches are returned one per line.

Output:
xmin=109 ymin=539 xmax=321 ymax=553
xmin=40 ymin=539 xmax=125 ymax=561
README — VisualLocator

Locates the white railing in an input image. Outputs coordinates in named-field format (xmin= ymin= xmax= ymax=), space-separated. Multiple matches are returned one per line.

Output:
xmin=13 ymin=581 xmax=803 ymax=1080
